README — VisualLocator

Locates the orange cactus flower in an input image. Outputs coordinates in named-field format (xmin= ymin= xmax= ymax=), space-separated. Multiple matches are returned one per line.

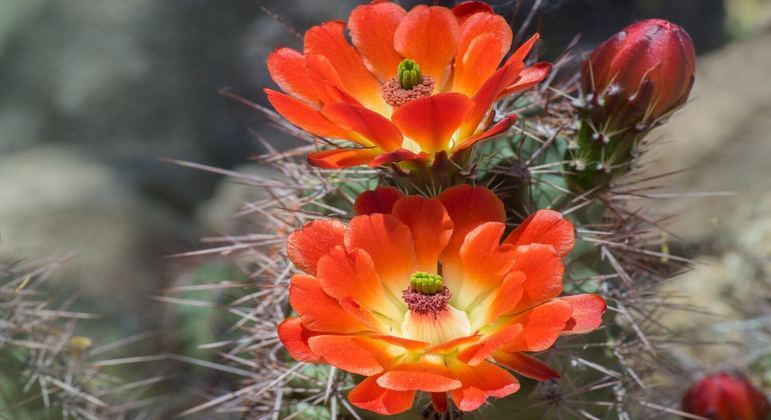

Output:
xmin=278 ymin=185 xmax=606 ymax=414
xmin=682 ymin=373 xmax=770 ymax=420
xmin=266 ymin=1 xmax=552 ymax=169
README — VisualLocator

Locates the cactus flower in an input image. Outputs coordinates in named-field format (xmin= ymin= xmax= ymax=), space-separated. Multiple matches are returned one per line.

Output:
xmin=582 ymin=18 xmax=695 ymax=130
xmin=278 ymin=185 xmax=606 ymax=414
xmin=682 ymin=373 xmax=770 ymax=420
xmin=265 ymin=1 xmax=551 ymax=169
xmin=567 ymin=19 xmax=695 ymax=192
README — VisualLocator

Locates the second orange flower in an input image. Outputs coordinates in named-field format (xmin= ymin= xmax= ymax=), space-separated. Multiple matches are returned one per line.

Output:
xmin=266 ymin=1 xmax=551 ymax=169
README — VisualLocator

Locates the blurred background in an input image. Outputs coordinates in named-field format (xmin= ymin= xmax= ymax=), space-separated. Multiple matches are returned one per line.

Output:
xmin=1 ymin=0 xmax=770 ymax=414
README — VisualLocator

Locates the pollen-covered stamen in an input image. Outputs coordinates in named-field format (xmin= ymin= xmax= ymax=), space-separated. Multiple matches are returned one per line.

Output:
xmin=410 ymin=271 xmax=444 ymax=294
xmin=383 ymin=59 xmax=435 ymax=107
xmin=397 ymin=59 xmax=422 ymax=90
xmin=403 ymin=272 xmax=451 ymax=318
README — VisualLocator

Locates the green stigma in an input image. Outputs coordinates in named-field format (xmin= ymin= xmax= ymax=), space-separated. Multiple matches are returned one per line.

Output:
xmin=410 ymin=272 xmax=444 ymax=295
xmin=398 ymin=59 xmax=423 ymax=90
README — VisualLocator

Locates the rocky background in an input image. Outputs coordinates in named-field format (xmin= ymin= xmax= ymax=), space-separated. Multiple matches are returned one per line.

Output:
xmin=1 ymin=0 xmax=770 ymax=405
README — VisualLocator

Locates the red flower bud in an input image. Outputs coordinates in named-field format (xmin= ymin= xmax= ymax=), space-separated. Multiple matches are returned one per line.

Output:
xmin=682 ymin=373 xmax=770 ymax=420
xmin=582 ymin=19 xmax=696 ymax=129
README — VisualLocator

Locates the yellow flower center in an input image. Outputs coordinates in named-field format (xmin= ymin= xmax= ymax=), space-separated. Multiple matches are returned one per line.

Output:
xmin=397 ymin=59 xmax=423 ymax=90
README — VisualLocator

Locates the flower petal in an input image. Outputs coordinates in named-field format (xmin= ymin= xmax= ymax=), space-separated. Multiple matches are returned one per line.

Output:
xmin=308 ymin=335 xmax=390 ymax=376
xmin=468 ymin=270 xmax=525 ymax=329
xmin=289 ymin=274 xmax=370 ymax=333
xmin=391 ymin=92 xmax=473 ymax=153
xmin=459 ymin=33 xmax=540 ymax=138
xmin=394 ymin=5 xmax=460 ymax=85
xmin=322 ymin=102 xmax=403 ymax=151
xmin=448 ymin=360 xmax=520 ymax=411
xmin=511 ymin=244 xmax=564 ymax=311
xmin=305 ymin=54 xmax=348 ymax=104
xmin=304 ymin=21 xmax=386 ymax=113
xmin=454 ymin=114 xmax=516 ymax=152
xmin=349 ymin=375 xmax=416 ymax=415
xmin=307 ymin=148 xmax=379 ymax=169
xmin=493 ymin=351 xmax=560 ymax=381
xmin=316 ymin=246 xmax=403 ymax=321
xmin=392 ymin=196 xmax=454 ymax=273
xmin=452 ymin=1 xmax=494 ymax=25
xmin=345 ymin=213 xmax=418 ymax=299
xmin=286 ymin=219 xmax=345 ymax=275
xmin=561 ymin=294 xmax=606 ymax=335
xmin=368 ymin=149 xmax=430 ymax=167
xmin=453 ymin=12 xmax=512 ymax=96
xmin=457 ymin=323 xmax=524 ymax=366
xmin=277 ymin=317 xmax=323 ymax=363
xmin=377 ymin=362 xmax=462 ymax=392
xmin=499 ymin=62 xmax=552 ymax=98
xmin=453 ymin=32 xmax=503 ymax=97
xmin=504 ymin=209 xmax=575 ymax=257
xmin=349 ymin=1 xmax=406 ymax=81
xmin=453 ymin=222 xmax=517 ymax=309
xmin=265 ymin=89 xmax=351 ymax=139
xmin=438 ymin=185 xmax=505 ymax=277
xmin=354 ymin=186 xmax=404 ymax=216
xmin=267 ymin=48 xmax=319 ymax=104
xmin=500 ymin=298 xmax=573 ymax=352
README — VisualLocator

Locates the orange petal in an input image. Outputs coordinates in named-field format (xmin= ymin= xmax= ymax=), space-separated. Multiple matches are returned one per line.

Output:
xmin=500 ymin=298 xmax=573 ymax=352
xmin=289 ymin=274 xmax=370 ymax=334
xmin=304 ymin=21 xmax=386 ymax=112
xmin=267 ymin=48 xmax=319 ymax=104
xmin=305 ymin=53 xmax=347 ymax=104
xmin=369 ymin=334 xmax=430 ymax=352
xmin=453 ymin=12 xmax=512 ymax=96
xmin=504 ymin=209 xmax=575 ymax=257
xmin=505 ymin=33 xmax=541 ymax=67
xmin=368 ymin=149 xmax=430 ymax=168
xmin=265 ymin=89 xmax=351 ymax=139
xmin=345 ymin=213 xmax=418 ymax=298
xmin=307 ymin=148 xmax=379 ymax=169
xmin=427 ymin=334 xmax=481 ymax=354
xmin=316 ymin=246 xmax=402 ymax=321
xmin=511 ymin=244 xmax=564 ymax=312
xmin=493 ymin=351 xmax=560 ymax=381
xmin=458 ymin=33 xmax=540 ymax=137
xmin=349 ymin=1 xmax=406 ymax=81
xmin=322 ymin=102 xmax=403 ymax=151
xmin=561 ymin=294 xmax=606 ymax=335
xmin=448 ymin=360 xmax=520 ymax=411
xmin=394 ymin=5 xmax=460 ymax=85
xmin=453 ymin=33 xmax=503 ymax=97
xmin=452 ymin=1 xmax=494 ymax=25
xmin=438 ymin=185 xmax=505 ymax=277
xmin=391 ymin=92 xmax=473 ymax=153
xmin=454 ymin=114 xmax=515 ymax=152
xmin=286 ymin=219 xmax=345 ymax=275
xmin=457 ymin=323 xmax=523 ymax=366
xmin=377 ymin=362 xmax=461 ymax=392
xmin=459 ymin=57 xmax=523 ymax=138
xmin=453 ymin=222 xmax=517 ymax=309
xmin=354 ymin=186 xmax=404 ymax=215
xmin=349 ymin=374 xmax=416 ymax=415
xmin=307 ymin=335 xmax=389 ymax=375
xmin=499 ymin=62 xmax=552 ymax=98
xmin=277 ymin=317 xmax=324 ymax=363
xmin=392 ymin=196 xmax=454 ymax=273
xmin=469 ymin=270 xmax=525 ymax=328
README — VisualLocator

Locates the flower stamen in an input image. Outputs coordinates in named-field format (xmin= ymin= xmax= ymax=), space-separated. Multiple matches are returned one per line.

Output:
xmin=383 ymin=59 xmax=435 ymax=107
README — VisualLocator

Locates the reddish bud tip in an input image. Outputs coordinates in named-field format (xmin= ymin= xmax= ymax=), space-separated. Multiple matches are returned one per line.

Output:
xmin=582 ymin=18 xmax=696 ymax=128
xmin=682 ymin=373 xmax=770 ymax=420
